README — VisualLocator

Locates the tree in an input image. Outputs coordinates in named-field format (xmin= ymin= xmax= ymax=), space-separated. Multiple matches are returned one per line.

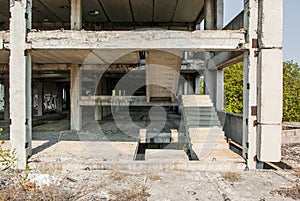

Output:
xmin=224 ymin=61 xmax=300 ymax=122
xmin=283 ymin=61 xmax=300 ymax=122
xmin=224 ymin=62 xmax=243 ymax=114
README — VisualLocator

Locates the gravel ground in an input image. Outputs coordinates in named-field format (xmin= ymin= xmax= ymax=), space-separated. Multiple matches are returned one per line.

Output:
xmin=282 ymin=143 xmax=300 ymax=168
xmin=0 ymin=167 xmax=299 ymax=201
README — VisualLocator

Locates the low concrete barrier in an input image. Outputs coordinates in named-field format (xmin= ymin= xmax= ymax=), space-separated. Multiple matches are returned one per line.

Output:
xmin=223 ymin=112 xmax=243 ymax=146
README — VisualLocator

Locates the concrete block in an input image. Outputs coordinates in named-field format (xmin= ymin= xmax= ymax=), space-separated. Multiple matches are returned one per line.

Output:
xmin=0 ymin=38 xmax=2 ymax=49
xmin=145 ymin=149 xmax=189 ymax=162
xmin=258 ymin=49 xmax=283 ymax=123
xmin=257 ymin=125 xmax=281 ymax=162
xmin=258 ymin=0 xmax=283 ymax=48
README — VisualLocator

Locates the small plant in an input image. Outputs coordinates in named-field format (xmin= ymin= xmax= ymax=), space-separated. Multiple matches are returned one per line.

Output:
xmin=223 ymin=172 xmax=241 ymax=182
xmin=109 ymin=171 xmax=123 ymax=181
xmin=148 ymin=173 xmax=161 ymax=180
xmin=0 ymin=128 xmax=17 ymax=170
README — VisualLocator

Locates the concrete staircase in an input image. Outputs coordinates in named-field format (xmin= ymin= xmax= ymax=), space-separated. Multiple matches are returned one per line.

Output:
xmin=182 ymin=95 xmax=245 ymax=168
xmin=146 ymin=50 xmax=182 ymax=103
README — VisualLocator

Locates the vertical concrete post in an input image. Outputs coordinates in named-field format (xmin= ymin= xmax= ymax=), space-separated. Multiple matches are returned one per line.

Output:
xmin=4 ymin=78 xmax=9 ymax=121
xmin=36 ymin=80 xmax=43 ymax=116
xmin=242 ymin=0 xmax=258 ymax=169
xmin=256 ymin=0 xmax=283 ymax=162
xmin=56 ymin=84 xmax=63 ymax=112
xmin=204 ymin=0 xmax=216 ymax=30
xmin=95 ymin=106 xmax=102 ymax=121
xmin=216 ymin=69 xmax=224 ymax=111
xmin=70 ymin=65 xmax=82 ymax=130
xmin=9 ymin=0 xmax=32 ymax=169
xmin=204 ymin=0 xmax=224 ymax=110
xmin=71 ymin=0 xmax=82 ymax=30
xmin=26 ymin=53 xmax=32 ymax=157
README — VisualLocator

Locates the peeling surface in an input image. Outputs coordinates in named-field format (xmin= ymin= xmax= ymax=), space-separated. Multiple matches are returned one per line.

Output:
xmin=27 ymin=30 xmax=245 ymax=51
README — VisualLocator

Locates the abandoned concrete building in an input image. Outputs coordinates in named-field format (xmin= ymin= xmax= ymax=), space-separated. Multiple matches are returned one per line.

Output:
xmin=0 ymin=0 xmax=283 ymax=170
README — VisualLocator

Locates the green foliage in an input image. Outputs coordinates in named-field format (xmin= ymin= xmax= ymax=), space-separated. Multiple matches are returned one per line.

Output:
xmin=224 ymin=62 xmax=243 ymax=114
xmin=283 ymin=61 xmax=300 ymax=122
xmin=224 ymin=61 xmax=300 ymax=122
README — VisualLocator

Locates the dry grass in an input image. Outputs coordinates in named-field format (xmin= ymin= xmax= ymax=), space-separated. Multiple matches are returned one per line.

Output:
xmin=271 ymin=184 xmax=300 ymax=200
xmin=223 ymin=172 xmax=241 ymax=182
xmin=111 ymin=177 xmax=150 ymax=201
xmin=109 ymin=171 xmax=123 ymax=181
xmin=148 ymin=173 xmax=161 ymax=181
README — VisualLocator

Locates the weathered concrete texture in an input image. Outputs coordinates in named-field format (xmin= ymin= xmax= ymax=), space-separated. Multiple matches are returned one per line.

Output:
xmin=242 ymin=0 xmax=259 ymax=170
xmin=9 ymin=0 xmax=32 ymax=169
xmin=70 ymin=65 xmax=82 ymax=130
xmin=258 ymin=0 xmax=283 ymax=48
xmin=27 ymin=30 xmax=245 ymax=51
xmin=146 ymin=50 xmax=182 ymax=102
xmin=207 ymin=51 xmax=243 ymax=70
xmin=71 ymin=0 xmax=82 ymax=30
xmin=145 ymin=149 xmax=189 ymax=163
xmin=257 ymin=49 xmax=283 ymax=162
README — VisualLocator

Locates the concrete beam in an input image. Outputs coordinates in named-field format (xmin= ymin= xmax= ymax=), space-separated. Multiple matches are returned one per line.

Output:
xmin=80 ymin=96 xmax=179 ymax=106
xmin=71 ymin=0 xmax=82 ymax=30
xmin=207 ymin=52 xmax=243 ymax=70
xmin=27 ymin=30 xmax=245 ymax=51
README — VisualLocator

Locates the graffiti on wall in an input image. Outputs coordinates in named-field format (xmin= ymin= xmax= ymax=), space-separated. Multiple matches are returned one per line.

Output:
xmin=33 ymin=93 xmax=58 ymax=111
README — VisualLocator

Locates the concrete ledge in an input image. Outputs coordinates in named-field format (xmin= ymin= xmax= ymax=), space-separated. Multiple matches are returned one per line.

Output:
xmin=27 ymin=30 xmax=246 ymax=51
xmin=80 ymin=96 xmax=179 ymax=106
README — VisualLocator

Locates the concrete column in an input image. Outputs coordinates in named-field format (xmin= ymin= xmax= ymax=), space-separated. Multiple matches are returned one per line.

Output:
xmin=56 ymin=84 xmax=63 ymax=112
xmin=95 ymin=106 xmax=102 ymax=121
xmin=9 ymin=0 xmax=32 ymax=169
xmin=26 ymin=53 xmax=32 ymax=157
xmin=242 ymin=0 xmax=258 ymax=169
xmin=256 ymin=0 xmax=283 ymax=162
xmin=36 ymin=80 xmax=43 ymax=116
xmin=4 ymin=78 xmax=9 ymax=121
xmin=216 ymin=0 xmax=224 ymax=30
xmin=103 ymin=106 xmax=108 ymax=117
xmin=70 ymin=65 xmax=82 ymax=130
xmin=204 ymin=0 xmax=216 ymax=30
xmin=71 ymin=0 xmax=82 ymax=30
xmin=216 ymin=69 xmax=224 ymax=111
xmin=204 ymin=69 xmax=216 ymax=101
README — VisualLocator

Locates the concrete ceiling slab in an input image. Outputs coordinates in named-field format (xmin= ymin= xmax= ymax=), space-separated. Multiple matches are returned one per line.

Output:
xmin=31 ymin=49 xmax=139 ymax=64
xmin=131 ymin=0 xmax=153 ymax=22
xmin=173 ymin=0 xmax=204 ymax=22
xmin=0 ymin=0 xmax=205 ymax=30
xmin=100 ymin=0 xmax=133 ymax=22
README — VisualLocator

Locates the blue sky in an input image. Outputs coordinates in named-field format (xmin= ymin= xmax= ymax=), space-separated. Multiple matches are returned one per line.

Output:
xmin=224 ymin=0 xmax=299 ymax=63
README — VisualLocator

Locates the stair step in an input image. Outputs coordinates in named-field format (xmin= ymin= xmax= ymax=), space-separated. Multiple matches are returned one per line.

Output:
xmin=187 ymin=121 xmax=221 ymax=127
xmin=185 ymin=116 xmax=219 ymax=121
